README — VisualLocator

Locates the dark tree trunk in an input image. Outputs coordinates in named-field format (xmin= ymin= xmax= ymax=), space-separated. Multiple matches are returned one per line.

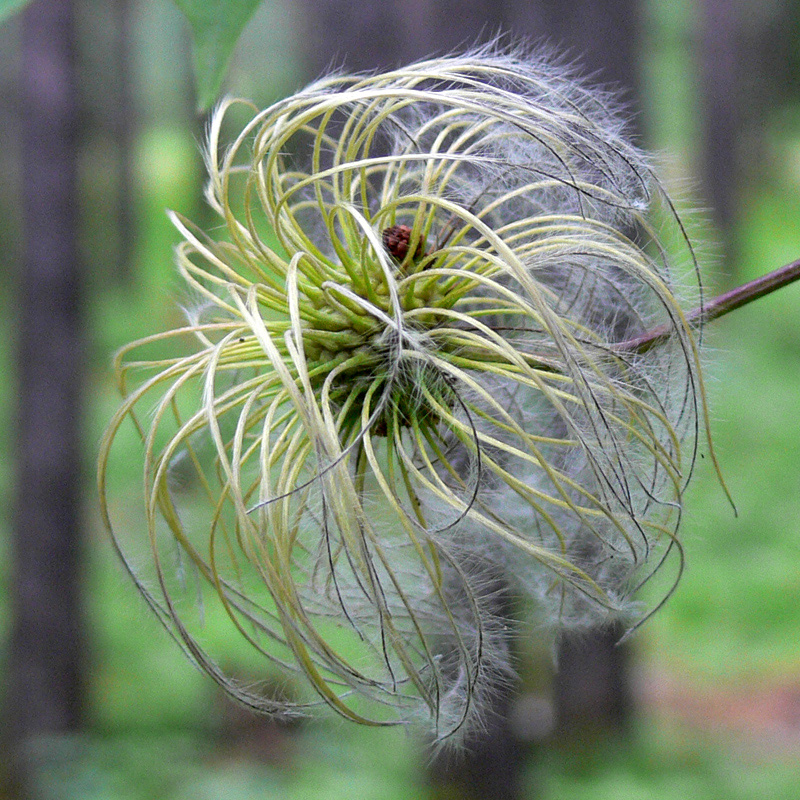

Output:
xmin=297 ymin=6 xmax=521 ymax=798
xmin=697 ymin=0 xmax=742 ymax=256
xmin=504 ymin=0 xmax=644 ymax=138
xmin=299 ymin=0 xmax=503 ymax=76
xmin=428 ymin=575 xmax=522 ymax=800
xmin=299 ymin=0 xmax=413 ymax=75
xmin=553 ymin=623 xmax=633 ymax=734
xmin=112 ymin=0 xmax=136 ymax=283
xmin=4 ymin=0 xmax=85 ymax=793
xmin=503 ymin=0 xmax=639 ymax=739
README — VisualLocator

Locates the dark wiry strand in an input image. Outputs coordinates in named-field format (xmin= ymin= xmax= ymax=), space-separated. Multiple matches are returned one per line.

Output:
xmin=99 ymin=44 xmax=726 ymax=744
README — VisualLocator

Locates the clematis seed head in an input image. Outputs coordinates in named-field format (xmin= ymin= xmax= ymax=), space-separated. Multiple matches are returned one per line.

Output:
xmin=99 ymin=44 xmax=712 ymax=743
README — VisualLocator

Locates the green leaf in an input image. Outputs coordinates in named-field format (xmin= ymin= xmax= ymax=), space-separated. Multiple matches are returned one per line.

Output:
xmin=0 ymin=0 xmax=31 ymax=25
xmin=173 ymin=0 xmax=262 ymax=111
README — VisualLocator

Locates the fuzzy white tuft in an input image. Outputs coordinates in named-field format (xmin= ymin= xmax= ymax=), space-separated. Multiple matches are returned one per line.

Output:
xmin=99 ymin=45 xmax=711 ymax=743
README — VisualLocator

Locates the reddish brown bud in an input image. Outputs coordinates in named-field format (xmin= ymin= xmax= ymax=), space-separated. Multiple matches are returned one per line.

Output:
xmin=382 ymin=224 xmax=426 ymax=262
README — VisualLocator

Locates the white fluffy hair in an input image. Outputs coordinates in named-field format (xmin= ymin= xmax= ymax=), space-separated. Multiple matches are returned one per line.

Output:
xmin=100 ymin=43 xmax=710 ymax=744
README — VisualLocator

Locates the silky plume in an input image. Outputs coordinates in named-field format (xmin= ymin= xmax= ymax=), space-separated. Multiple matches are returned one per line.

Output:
xmin=99 ymin=45 xmax=719 ymax=743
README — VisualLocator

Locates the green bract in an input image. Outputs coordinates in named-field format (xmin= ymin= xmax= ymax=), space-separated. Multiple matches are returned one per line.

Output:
xmin=99 ymin=48 xmax=711 ymax=741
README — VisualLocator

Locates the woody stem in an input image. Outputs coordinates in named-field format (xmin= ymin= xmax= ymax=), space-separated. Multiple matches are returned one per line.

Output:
xmin=618 ymin=258 xmax=800 ymax=353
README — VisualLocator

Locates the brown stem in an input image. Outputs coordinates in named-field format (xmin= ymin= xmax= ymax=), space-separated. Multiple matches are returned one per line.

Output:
xmin=618 ymin=258 xmax=800 ymax=353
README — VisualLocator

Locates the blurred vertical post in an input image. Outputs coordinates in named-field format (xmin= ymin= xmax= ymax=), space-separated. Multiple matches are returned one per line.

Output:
xmin=697 ymin=0 xmax=742 ymax=265
xmin=5 ymin=0 xmax=85 ymax=792
xmin=112 ymin=0 xmax=136 ymax=283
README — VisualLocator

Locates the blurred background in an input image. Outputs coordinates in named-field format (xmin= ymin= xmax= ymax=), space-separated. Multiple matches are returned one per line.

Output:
xmin=2 ymin=0 xmax=800 ymax=797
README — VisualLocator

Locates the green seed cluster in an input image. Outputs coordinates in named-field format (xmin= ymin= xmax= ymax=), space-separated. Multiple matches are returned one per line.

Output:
xmin=99 ymin=48 xmax=714 ymax=744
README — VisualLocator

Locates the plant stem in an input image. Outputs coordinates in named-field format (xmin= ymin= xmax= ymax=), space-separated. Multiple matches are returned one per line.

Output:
xmin=619 ymin=258 xmax=800 ymax=353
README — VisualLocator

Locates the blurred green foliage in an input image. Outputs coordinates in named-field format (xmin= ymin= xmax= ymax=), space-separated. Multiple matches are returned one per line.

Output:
xmin=1 ymin=0 xmax=264 ymax=107
xmin=3 ymin=0 xmax=800 ymax=797
xmin=173 ymin=0 xmax=262 ymax=109
xmin=642 ymin=185 xmax=800 ymax=683
xmin=0 ymin=0 xmax=28 ymax=24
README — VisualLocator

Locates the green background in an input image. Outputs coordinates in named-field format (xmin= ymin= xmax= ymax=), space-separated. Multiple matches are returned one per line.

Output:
xmin=2 ymin=1 xmax=800 ymax=797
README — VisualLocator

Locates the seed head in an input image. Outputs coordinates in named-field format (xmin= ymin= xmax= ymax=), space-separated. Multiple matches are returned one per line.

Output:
xmin=99 ymin=45 xmax=709 ymax=742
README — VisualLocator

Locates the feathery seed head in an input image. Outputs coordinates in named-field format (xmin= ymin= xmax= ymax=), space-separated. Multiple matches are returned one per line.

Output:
xmin=99 ymin=46 xmax=707 ymax=742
